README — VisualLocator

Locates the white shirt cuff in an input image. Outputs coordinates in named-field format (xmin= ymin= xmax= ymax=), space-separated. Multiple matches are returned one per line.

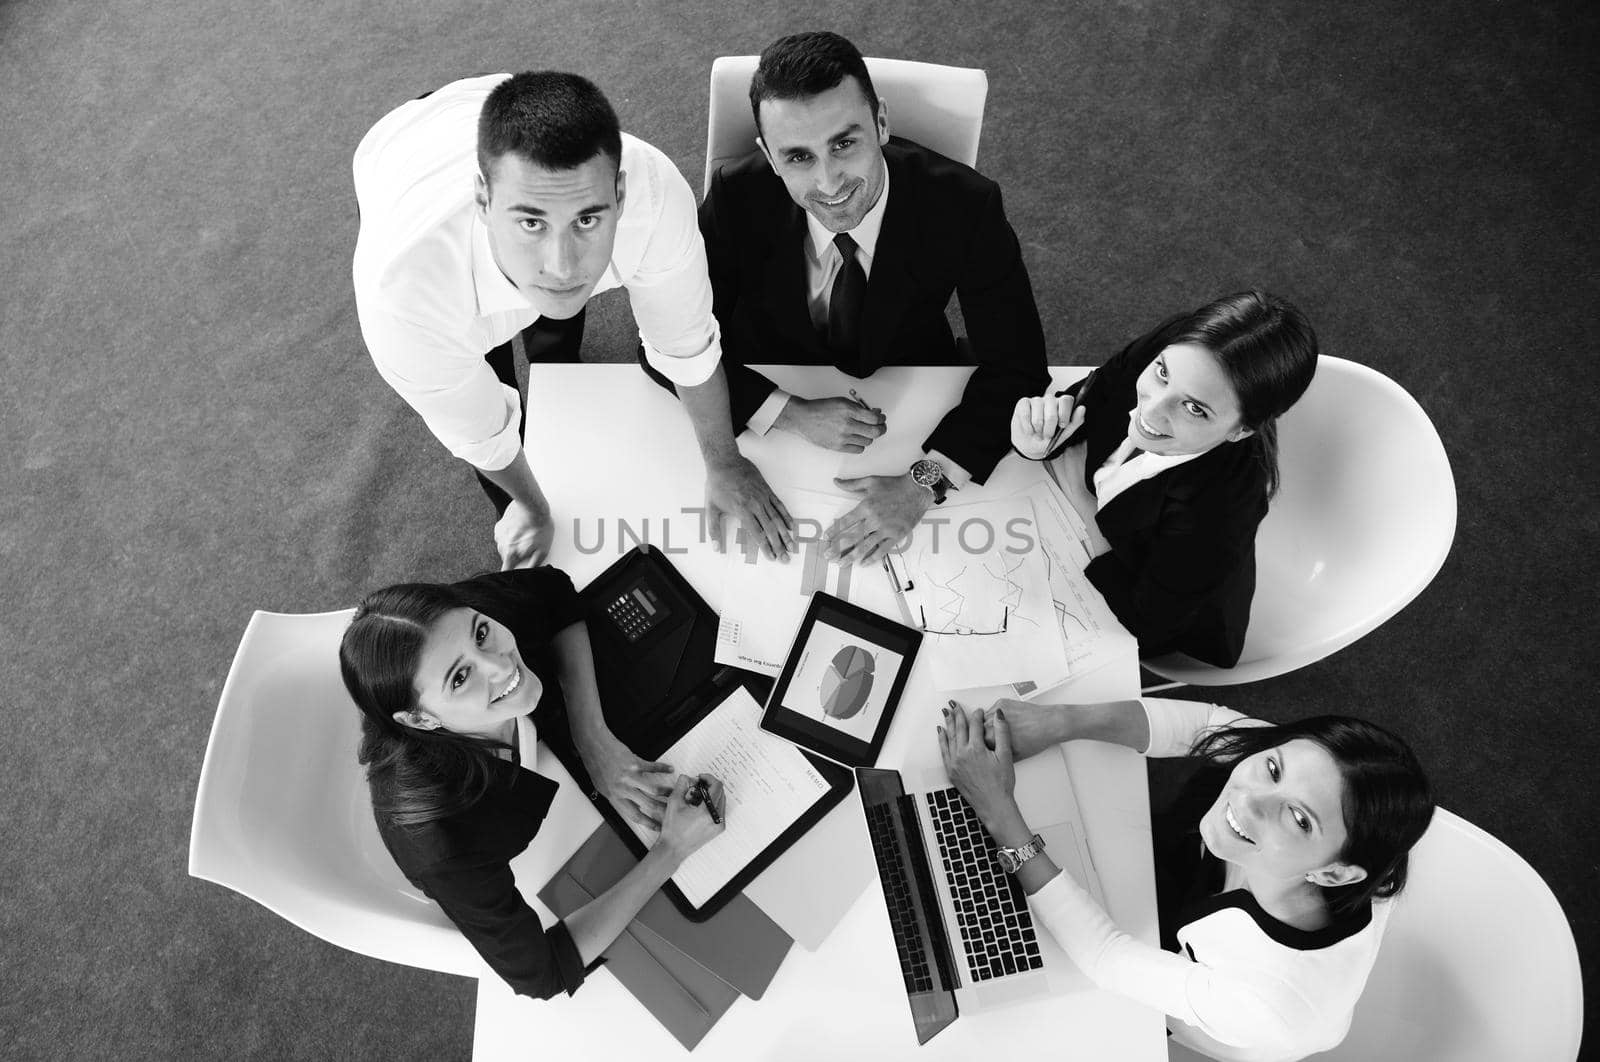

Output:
xmin=745 ymin=390 xmax=792 ymax=435
xmin=925 ymin=449 xmax=973 ymax=488
xmin=641 ymin=328 xmax=722 ymax=388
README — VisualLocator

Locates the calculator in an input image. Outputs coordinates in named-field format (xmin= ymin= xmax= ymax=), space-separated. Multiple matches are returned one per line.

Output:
xmin=602 ymin=577 xmax=674 ymax=643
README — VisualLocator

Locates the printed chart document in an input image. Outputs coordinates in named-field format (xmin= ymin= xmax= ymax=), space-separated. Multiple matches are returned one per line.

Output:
xmin=716 ymin=487 xmax=904 ymax=675
xmin=892 ymin=494 xmax=1069 ymax=691
xmin=1016 ymin=479 xmax=1138 ymax=686
xmin=625 ymin=687 xmax=832 ymax=908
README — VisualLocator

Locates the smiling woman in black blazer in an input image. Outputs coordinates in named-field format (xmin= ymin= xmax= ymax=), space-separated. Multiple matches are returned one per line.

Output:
xmin=1014 ymin=292 xmax=1318 ymax=666
xmin=338 ymin=568 xmax=725 ymax=999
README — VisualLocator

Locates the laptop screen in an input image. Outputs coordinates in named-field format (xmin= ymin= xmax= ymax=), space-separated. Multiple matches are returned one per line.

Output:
xmin=857 ymin=768 xmax=960 ymax=1045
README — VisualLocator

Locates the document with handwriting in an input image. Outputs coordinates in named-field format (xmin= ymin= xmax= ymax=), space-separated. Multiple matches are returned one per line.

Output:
xmin=625 ymin=687 xmax=832 ymax=907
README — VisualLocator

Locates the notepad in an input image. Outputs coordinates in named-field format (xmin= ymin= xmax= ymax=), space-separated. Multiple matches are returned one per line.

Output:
xmin=624 ymin=686 xmax=833 ymax=907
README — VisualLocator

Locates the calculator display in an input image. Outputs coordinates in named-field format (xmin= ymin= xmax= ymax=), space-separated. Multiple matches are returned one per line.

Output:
xmin=604 ymin=578 xmax=672 ymax=643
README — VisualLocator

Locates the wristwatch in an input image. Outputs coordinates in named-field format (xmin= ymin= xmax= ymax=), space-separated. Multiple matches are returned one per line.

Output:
xmin=909 ymin=458 xmax=955 ymax=505
xmin=996 ymin=833 xmax=1047 ymax=874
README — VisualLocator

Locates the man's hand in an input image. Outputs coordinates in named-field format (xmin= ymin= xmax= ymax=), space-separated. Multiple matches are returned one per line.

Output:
xmin=825 ymin=473 xmax=931 ymax=565
xmin=1011 ymin=393 xmax=1084 ymax=460
xmin=575 ymin=728 xmax=676 ymax=831
xmin=774 ymin=395 xmax=887 ymax=453
xmin=705 ymin=454 xmax=796 ymax=559
xmin=494 ymin=499 xmax=555 ymax=570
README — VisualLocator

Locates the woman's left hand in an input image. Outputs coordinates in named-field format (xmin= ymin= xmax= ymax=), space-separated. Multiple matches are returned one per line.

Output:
xmin=939 ymin=701 xmax=1019 ymax=827
xmin=578 ymin=729 xmax=675 ymax=830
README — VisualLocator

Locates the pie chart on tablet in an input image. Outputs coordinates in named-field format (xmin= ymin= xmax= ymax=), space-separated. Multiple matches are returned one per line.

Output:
xmin=820 ymin=645 xmax=875 ymax=719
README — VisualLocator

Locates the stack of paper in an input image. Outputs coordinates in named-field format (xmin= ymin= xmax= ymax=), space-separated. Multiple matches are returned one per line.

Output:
xmin=714 ymin=487 xmax=902 ymax=676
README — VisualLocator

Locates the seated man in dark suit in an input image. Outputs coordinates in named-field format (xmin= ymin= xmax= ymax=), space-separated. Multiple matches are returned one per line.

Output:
xmin=661 ymin=31 xmax=1050 ymax=565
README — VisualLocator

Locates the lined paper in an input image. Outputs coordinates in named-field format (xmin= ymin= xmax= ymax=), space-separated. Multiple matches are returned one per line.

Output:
xmin=627 ymin=687 xmax=832 ymax=906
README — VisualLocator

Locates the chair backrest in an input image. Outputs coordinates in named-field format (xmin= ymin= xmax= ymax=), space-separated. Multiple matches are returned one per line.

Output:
xmin=188 ymin=609 xmax=485 ymax=978
xmin=1171 ymin=807 xmax=1582 ymax=1062
xmin=704 ymin=55 xmax=988 ymax=192
xmin=1314 ymin=807 xmax=1581 ymax=1060
xmin=1144 ymin=356 xmax=1457 ymax=686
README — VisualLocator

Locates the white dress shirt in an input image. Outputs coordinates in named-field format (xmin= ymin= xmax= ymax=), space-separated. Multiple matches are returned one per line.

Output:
xmin=744 ymin=170 xmax=891 ymax=437
xmin=801 ymin=170 xmax=890 ymax=332
xmin=1092 ymin=431 xmax=1206 ymax=511
xmin=352 ymin=74 xmax=721 ymax=472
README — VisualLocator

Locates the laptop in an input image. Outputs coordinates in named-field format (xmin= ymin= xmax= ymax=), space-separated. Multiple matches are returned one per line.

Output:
xmin=857 ymin=747 xmax=1106 ymax=1044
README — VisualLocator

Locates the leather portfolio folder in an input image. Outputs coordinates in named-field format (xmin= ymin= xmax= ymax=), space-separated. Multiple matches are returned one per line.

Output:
xmin=539 ymin=824 xmax=793 ymax=1049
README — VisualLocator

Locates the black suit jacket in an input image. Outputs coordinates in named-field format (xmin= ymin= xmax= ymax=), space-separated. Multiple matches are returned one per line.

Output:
xmin=1055 ymin=321 xmax=1269 ymax=667
xmin=700 ymin=137 xmax=1048 ymax=482
xmin=371 ymin=568 xmax=596 ymax=1000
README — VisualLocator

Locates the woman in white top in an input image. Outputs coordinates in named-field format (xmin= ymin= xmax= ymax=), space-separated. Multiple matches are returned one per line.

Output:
xmin=939 ymin=697 xmax=1433 ymax=1062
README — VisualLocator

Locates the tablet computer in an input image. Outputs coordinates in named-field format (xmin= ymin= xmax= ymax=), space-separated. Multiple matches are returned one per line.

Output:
xmin=760 ymin=592 xmax=922 ymax=768
xmin=563 ymin=546 xmax=855 ymax=921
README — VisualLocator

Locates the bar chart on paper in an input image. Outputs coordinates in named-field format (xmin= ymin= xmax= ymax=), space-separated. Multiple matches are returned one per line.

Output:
xmin=718 ymin=488 xmax=891 ymax=675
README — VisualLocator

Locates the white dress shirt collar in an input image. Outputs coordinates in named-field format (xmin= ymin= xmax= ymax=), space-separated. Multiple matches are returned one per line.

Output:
xmin=470 ymin=215 xmax=535 ymax=317
xmin=1093 ymin=431 xmax=1207 ymax=511
xmin=804 ymin=165 xmax=891 ymax=273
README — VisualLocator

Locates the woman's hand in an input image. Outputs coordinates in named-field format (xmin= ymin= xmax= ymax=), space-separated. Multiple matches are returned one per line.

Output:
xmin=655 ymin=774 xmax=726 ymax=861
xmin=976 ymin=699 xmax=1071 ymax=761
xmin=939 ymin=702 xmax=1020 ymax=829
xmin=576 ymin=729 xmax=675 ymax=830
xmin=1011 ymin=393 xmax=1084 ymax=460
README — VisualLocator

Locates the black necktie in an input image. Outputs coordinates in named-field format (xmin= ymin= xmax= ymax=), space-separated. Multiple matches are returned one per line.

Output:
xmin=827 ymin=233 xmax=867 ymax=357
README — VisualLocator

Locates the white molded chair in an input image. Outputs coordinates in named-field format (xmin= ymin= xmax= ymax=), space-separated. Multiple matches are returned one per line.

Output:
xmin=1144 ymin=356 xmax=1456 ymax=686
xmin=704 ymin=55 xmax=988 ymax=192
xmin=1170 ymin=807 xmax=1583 ymax=1061
xmin=189 ymin=609 xmax=485 ymax=978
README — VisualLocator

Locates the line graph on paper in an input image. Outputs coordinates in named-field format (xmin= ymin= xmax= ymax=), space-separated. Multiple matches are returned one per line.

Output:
xmin=898 ymin=496 xmax=1067 ymax=688
xmin=914 ymin=544 xmax=1046 ymax=636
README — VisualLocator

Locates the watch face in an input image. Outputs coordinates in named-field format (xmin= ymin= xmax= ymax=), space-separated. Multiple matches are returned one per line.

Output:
xmin=911 ymin=459 xmax=941 ymax=487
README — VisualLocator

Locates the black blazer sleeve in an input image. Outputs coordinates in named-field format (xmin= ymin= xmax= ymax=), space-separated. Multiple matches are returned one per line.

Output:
xmin=699 ymin=166 xmax=782 ymax=428
xmin=379 ymin=766 xmax=596 ymax=1001
xmin=1084 ymin=470 xmax=1264 ymax=660
xmin=410 ymin=842 xmax=590 ymax=1000
xmin=923 ymin=183 xmax=1049 ymax=482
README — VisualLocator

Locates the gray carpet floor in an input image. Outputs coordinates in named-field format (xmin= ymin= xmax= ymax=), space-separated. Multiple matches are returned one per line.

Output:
xmin=2 ymin=1 xmax=1593 ymax=1058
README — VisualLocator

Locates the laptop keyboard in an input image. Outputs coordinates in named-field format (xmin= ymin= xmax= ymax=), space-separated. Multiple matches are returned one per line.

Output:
xmin=927 ymin=788 xmax=1045 ymax=982
xmin=865 ymin=801 xmax=936 ymax=993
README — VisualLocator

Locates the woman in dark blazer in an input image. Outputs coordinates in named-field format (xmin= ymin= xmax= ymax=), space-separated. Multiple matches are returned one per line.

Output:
xmin=338 ymin=567 xmax=725 ymax=999
xmin=1013 ymin=291 xmax=1318 ymax=666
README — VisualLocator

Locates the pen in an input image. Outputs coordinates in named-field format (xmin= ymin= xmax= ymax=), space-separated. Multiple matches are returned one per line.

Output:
xmin=1048 ymin=368 xmax=1098 ymax=450
xmin=687 ymin=778 xmax=723 ymax=825
xmin=848 ymin=388 xmax=872 ymax=410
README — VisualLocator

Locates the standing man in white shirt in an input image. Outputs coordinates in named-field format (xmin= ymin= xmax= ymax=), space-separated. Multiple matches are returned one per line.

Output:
xmin=354 ymin=72 xmax=796 ymax=568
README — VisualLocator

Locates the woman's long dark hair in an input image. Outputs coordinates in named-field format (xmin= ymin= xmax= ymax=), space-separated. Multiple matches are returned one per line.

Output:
xmin=339 ymin=583 xmax=516 ymax=827
xmin=1190 ymin=716 xmax=1432 ymax=917
xmin=1169 ymin=290 xmax=1319 ymax=497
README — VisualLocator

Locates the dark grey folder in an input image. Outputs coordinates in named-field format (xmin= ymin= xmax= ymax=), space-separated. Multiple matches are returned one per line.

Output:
xmin=539 ymin=824 xmax=794 ymax=1049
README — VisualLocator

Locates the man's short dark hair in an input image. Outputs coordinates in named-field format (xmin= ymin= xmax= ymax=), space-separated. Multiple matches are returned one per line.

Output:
xmin=477 ymin=71 xmax=622 ymax=183
xmin=749 ymin=31 xmax=880 ymax=136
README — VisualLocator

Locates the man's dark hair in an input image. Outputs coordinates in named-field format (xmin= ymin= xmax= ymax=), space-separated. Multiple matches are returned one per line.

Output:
xmin=749 ymin=31 xmax=880 ymax=136
xmin=477 ymin=71 xmax=622 ymax=183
